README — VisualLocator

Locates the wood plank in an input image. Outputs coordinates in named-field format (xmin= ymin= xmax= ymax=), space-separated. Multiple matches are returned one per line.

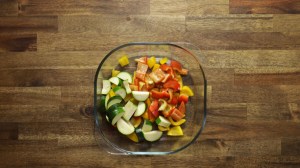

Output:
xmin=211 ymin=85 xmax=300 ymax=103
xmin=247 ymin=103 xmax=291 ymax=121
xmin=274 ymin=15 xmax=300 ymax=32
xmin=59 ymin=105 xmax=93 ymax=122
xmin=18 ymin=122 xmax=94 ymax=140
xmin=202 ymin=120 xmax=300 ymax=140
xmin=0 ymin=69 xmax=95 ymax=87
xmin=18 ymin=0 xmax=150 ymax=16
xmin=0 ymin=16 xmax=58 ymax=33
xmin=202 ymin=50 xmax=300 ymax=68
xmin=187 ymin=139 xmax=280 ymax=157
xmin=185 ymin=32 xmax=300 ymax=50
xmin=207 ymin=103 xmax=247 ymax=122
xmin=234 ymin=156 xmax=300 ymax=168
xmin=0 ymin=51 xmax=104 ymax=69
xmin=281 ymin=138 xmax=300 ymax=155
xmin=229 ymin=0 xmax=300 ymax=14
xmin=151 ymin=156 xmax=235 ymax=168
xmin=38 ymin=32 xmax=184 ymax=51
xmin=0 ymin=87 xmax=61 ymax=105
xmin=0 ymin=123 xmax=18 ymax=140
xmin=187 ymin=0 xmax=229 ymax=15
xmin=234 ymin=68 xmax=300 ymax=85
xmin=0 ymin=33 xmax=36 ymax=52
xmin=186 ymin=15 xmax=273 ymax=32
xmin=150 ymin=0 xmax=187 ymax=15
xmin=0 ymin=105 xmax=59 ymax=122
xmin=0 ymin=0 xmax=18 ymax=16
xmin=0 ymin=140 xmax=58 ymax=152
xmin=61 ymin=86 xmax=93 ymax=105
xmin=59 ymin=15 xmax=185 ymax=34
xmin=205 ymin=68 xmax=234 ymax=85
xmin=289 ymin=103 xmax=300 ymax=122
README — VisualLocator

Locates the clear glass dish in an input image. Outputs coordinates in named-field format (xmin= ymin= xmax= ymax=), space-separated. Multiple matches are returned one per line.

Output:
xmin=94 ymin=42 xmax=207 ymax=155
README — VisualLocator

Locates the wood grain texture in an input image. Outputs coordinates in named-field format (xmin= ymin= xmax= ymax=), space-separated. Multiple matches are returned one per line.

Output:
xmin=0 ymin=0 xmax=300 ymax=167
xmin=18 ymin=0 xmax=150 ymax=16
xmin=0 ymin=16 xmax=58 ymax=33
xmin=0 ymin=0 xmax=18 ymax=16
xmin=230 ymin=0 xmax=300 ymax=14
xmin=0 ymin=33 xmax=37 ymax=52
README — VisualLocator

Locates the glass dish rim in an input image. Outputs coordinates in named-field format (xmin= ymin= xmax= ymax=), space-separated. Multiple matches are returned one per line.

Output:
xmin=93 ymin=42 xmax=207 ymax=155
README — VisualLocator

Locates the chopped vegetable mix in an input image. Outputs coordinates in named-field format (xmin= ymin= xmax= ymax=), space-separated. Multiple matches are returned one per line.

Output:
xmin=99 ymin=55 xmax=194 ymax=142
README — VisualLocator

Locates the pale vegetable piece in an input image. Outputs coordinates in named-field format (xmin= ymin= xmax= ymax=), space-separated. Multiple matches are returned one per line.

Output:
xmin=132 ymin=91 xmax=149 ymax=101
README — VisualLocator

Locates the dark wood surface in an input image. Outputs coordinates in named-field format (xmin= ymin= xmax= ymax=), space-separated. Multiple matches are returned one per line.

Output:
xmin=0 ymin=0 xmax=300 ymax=167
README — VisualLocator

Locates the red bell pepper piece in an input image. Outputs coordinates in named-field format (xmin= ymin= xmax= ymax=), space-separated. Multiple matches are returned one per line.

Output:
xmin=147 ymin=109 xmax=155 ymax=122
xmin=170 ymin=108 xmax=185 ymax=121
xmin=168 ymin=94 xmax=178 ymax=105
xmin=170 ymin=60 xmax=182 ymax=72
xmin=151 ymin=90 xmax=170 ymax=99
xmin=160 ymin=64 xmax=171 ymax=71
xmin=178 ymin=94 xmax=189 ymax=104
xmin=178 ymin=101 xmax=186 ymax=114
xmin=163 ymin=79 xmax=180 ymax=91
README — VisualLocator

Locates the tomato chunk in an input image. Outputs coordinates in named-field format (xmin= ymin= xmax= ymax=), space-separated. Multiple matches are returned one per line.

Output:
xmin=170 ymin=108 xmax=185 ymax=121
xmin=149 ymin=68 xmax=166 ymax=83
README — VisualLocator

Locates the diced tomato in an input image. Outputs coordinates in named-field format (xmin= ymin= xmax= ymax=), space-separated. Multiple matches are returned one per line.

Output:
xmin=149 ymin=68 xmax=166 ymax=83
xmin=163 ymin=79 xmax=180 ymax=91
xmin=136 ymin=71 xmax=145 ymax=81
xmin=149 ymin=99 xmax=159 ymax=113
xmin=137 ymin=62 xmax=148 ymax=74
xmin=135 ymin=56 xmax=148 ymax=64
xmin=170 ymin=60 xmax=182 ymax=72
xmin=151 ymin=90 xmax=170 ymax=99
xmin=134 ymin=77 xmax=140 ymax=86
xmin=178 ymin=101 xmax=186 ymax=114
xmin=178 ymin=94 xmax=189 ymax=104
xmin=170 ymin=108 xmax=185 ymax=121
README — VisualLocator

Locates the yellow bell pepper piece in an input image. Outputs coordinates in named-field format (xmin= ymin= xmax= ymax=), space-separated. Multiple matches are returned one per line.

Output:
xmin=127 ymin=133 xmax=139 ymax=142
xmin=147 ymin=56 xmax=156 ymax=68
xmin=108 ymin=89 xmax=115 ymax=97
xmin=168 ymin=117 xmax=186 ymax=126
xmin=112 ymin=69 xmax=120 ymax=77
xmin=152 ymin=63 xmax=160 ymax=71
xmin=180 ymin=86 xmax=194 ymax=96
xmin=159 ymin=57 xmax=168 ymax=64
xmin=118 ymin=55 xmax=129 ymax=67
xmin=130 ymin=117 xmax=142 ymax=128
xmin=167 ymin=126 xmax=184 ymax=136
xmin=141 ymin=109 xmax=149 ymax=120
xmin=158 ymin=125 xmax=170 ymax=132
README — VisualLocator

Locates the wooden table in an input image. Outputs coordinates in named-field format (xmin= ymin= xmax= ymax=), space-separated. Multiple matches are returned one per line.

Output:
xmin=0 ymin=0 xmax=299 ymax=167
